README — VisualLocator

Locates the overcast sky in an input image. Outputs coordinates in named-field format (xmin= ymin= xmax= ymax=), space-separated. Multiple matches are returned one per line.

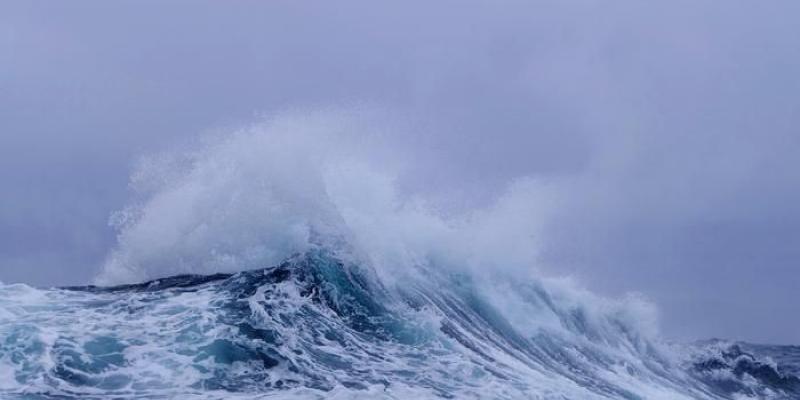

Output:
xmin=1 ymin=0 xmax=799 ymax=344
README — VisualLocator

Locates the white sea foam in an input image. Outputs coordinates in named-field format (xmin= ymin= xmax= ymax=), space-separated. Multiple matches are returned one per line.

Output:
xmin=99 ymin=109 xmax=557 ymax=287
xmin=98 ymin=108 xmax=661 ymax=344
xmin=92 ymin=109 xmax=670 ymax=383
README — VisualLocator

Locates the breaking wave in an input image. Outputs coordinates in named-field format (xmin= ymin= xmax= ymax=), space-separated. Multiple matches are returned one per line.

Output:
xmin=1 ymin=112 xmax=797 ymax=399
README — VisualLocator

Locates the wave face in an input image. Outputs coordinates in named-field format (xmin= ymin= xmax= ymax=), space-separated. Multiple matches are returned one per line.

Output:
xmin=1 ymin=251 xmax=798 ymax=399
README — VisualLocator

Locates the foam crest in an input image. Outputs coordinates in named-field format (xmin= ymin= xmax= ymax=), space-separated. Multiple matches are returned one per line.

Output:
xmin=99 ymin=110 xmax=555 ymax=286
xmin=97 ymin=108 xmax=660 ymax=347
xmin=99 ymin=111 xmax=358 ymax=284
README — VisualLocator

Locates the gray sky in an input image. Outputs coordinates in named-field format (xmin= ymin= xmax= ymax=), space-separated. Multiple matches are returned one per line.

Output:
xmin=1 ymin=0 xmax=799 ymax=344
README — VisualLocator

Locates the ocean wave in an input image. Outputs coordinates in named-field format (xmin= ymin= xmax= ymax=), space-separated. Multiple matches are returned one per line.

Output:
xmin=3 ymin=113 xmax=797 ymax=399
